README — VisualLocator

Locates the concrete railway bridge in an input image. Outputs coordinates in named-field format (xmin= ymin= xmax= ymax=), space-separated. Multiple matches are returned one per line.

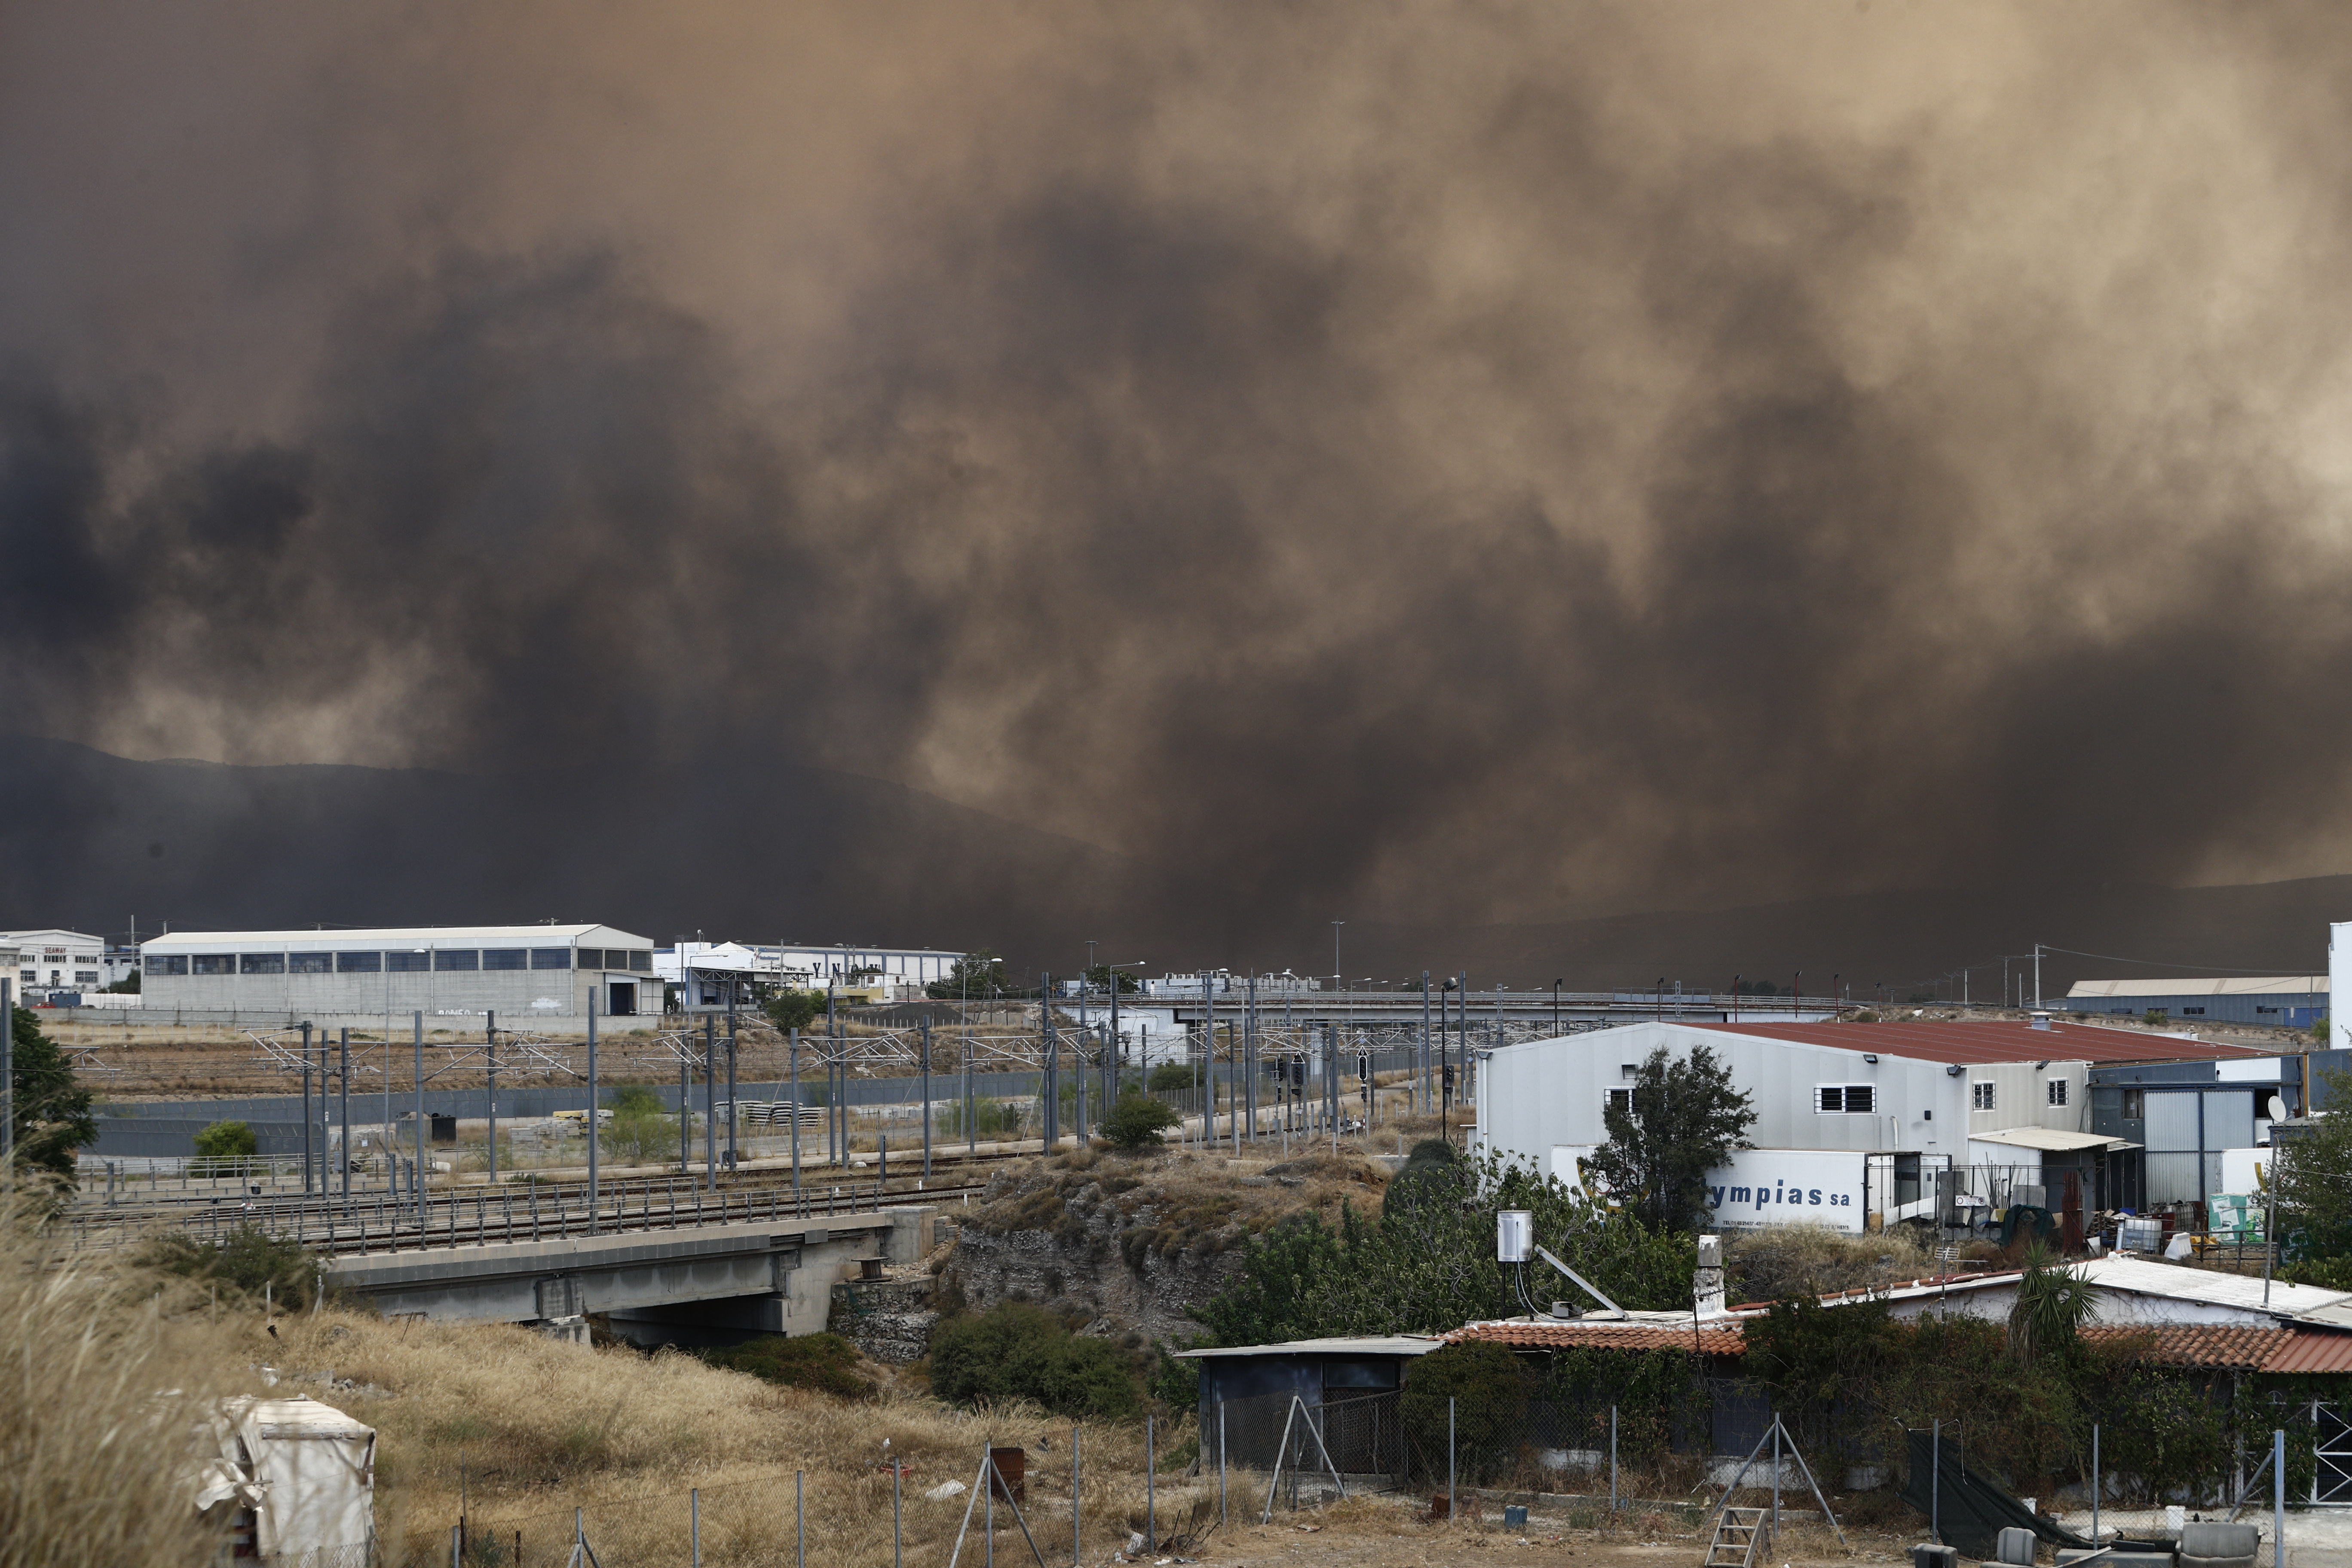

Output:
xmin=67 ymin=1175 xmax=944 ymax=1347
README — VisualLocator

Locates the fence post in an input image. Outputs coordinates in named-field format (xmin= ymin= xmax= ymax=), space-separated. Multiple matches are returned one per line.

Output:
xmin=692 ymin=1487 xmax=701 ymax=1568
xmin=1449 ymin=1396 xmax=1457 ymax=1526
xmin=2276 ymin=1427 xmax=2286 ymax=1568
xmin=1219 ymin=1401 xmax=1228 ymax=1524
xmin=1146 ymin=1412 xmax=1156 ymax=1551
xmin=451 ymin=1524 xmax=460 ymax=1568
xmin=1072 ymin=1426 xmax=1082 ymax=1568
xmin=1931 ymin=1419 xmax=1940 ymax=1546
xmin=895 ymin=1453 xmax=904 ymax=1568
xmin=797 ymin=1469 xmax=806 ymax=1568
xmin=2092 ymin=1424 xmax=2100 ymax=1544
xmin=1610 ymin=1404 xmax=1618 ymax=1514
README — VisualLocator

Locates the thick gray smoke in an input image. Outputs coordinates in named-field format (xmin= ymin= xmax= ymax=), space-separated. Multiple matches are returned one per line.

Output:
xmin=6 ymin=2 xmax=2352 ymax=930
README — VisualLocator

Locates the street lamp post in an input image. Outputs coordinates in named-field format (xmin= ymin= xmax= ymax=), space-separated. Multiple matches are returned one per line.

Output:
xmin=1553 ymin=979 xmax=1562 ymax=1036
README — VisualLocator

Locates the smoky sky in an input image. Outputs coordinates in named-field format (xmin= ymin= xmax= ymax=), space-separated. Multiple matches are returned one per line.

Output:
xmin=7 ymin=1 xmax=2352 ymax=926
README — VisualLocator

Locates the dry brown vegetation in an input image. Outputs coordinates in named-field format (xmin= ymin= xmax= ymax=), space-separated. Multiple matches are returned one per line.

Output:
xmin=965 ymin=1142 xmax=1391 ymax=1264
xmin=1724 ymin=1222 xmax=1933 ymax=1304
xmin=3 ymin=1188 xmax=1932 ymax=1568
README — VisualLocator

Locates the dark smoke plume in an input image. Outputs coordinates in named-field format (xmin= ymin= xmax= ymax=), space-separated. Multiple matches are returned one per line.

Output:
xmin=6 ymin=2 xmax=2352 ymax=951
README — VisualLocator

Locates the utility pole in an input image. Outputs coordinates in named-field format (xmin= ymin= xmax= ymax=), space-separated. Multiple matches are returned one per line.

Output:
xmin=413 ymin=1011 xmax=425 ymax=1231
xmin=1421 ymin=971 xmax=1432 ymax=1115
xmin=586 ymin=989 xmax=599 ymax=1231
xmin=484 ymin=1014 xmax=496 ymax=1185
xmin=2034 ymin=944 xmax=2043 ymax=1010
xmin=339 ymin=1026 xmax=352 ymax=1198
xmin=1332 ymin=920 xmax=1344 ymax=996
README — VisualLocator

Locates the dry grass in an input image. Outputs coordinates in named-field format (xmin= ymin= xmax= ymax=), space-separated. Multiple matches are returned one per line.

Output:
xmin=0 ymin=1199 xmax=267 ymax=1567
xmin=7 ymin=1172 xmax=1911 ymax=1568
xmin=965 ymin=1143 xmax=1390 ymax=1265
xmin=1725 ymin=1222 xmax=1933 ymax=1304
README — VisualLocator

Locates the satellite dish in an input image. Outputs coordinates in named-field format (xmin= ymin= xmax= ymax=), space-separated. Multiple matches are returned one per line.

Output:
xmin=2270 ymin=1094 xmax=2288 ymax=1122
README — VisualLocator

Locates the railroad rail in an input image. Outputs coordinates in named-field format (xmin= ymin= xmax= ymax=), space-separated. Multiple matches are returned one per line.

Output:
xmin=63 ymin=1164 xmax=988 ymax=1258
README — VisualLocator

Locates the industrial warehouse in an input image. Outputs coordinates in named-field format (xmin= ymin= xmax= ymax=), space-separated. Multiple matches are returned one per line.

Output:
xmin=138 ymin=924 xmax=657 ymax=1028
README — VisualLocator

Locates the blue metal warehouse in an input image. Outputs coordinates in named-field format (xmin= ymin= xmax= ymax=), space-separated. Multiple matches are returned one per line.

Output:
xmin=2059 ymin=975 xmax=2323 ymax=1028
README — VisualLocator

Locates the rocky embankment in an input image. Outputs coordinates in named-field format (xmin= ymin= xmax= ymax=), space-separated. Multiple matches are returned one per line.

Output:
xmin=938 ymin=1145 xmax=1388 ymax=1347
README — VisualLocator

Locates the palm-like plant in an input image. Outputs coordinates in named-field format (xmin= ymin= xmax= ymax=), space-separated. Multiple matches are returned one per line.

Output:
xmin=2009 ymin=1239 xmax=2100 ymax=1366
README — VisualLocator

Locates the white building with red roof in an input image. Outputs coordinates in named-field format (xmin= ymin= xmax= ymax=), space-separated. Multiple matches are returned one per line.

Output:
xmin=1475 ymin=1016 xmax=2268 ymax=1225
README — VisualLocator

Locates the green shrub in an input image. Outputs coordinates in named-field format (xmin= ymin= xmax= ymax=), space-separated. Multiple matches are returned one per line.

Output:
xmin=702 ymin=1332 xmax=872 ymax=1399
xmin=1400 ymin=1342 xmax=1533 ymax=1483
xmin=1102 ymin=1093 xmax=1179 ymax=1151
xmin=600 ymin=1094 xmax=677 ymax=1163
xmin=764 ymin=990 xmax=826 ymax=1032
xmin=928 ymin=1302 xmax=1140 ymax=1418
xmin=142 ymin=1225 xmax=328 ymax=1308
xmin=1147 ymin=1063 xmax=1196 ymax=1092
xmin=192 ymin=1120 xmax=258 ymax=1162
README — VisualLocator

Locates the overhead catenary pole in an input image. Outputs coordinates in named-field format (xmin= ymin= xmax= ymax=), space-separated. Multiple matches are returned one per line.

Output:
xmin=1203 ymin=973 xmax=1215 ymax=1146
xmin=339 ymin=1026 xmax=352 ymax=1197
xmin=790 ymin=1027 xmax=803 ymax=1193
xmin=1 ymin=979 xmax=12 ymax=1164
xmin=586 ymin=987 xmax=599 ymax=1231
xmin=922 ymin=1019 xmax=933 ymax=1181
xmin=1042 ymin=973 xmax=1058 ymax=1153
xmin=413 ymin=1011 xmax=426 ymax=1229
xmin=1421 ymin=971 xmax=1432 ymax=1115
xmin=726 ymin=983 xmax=738 ymax=1173
xmin=300 ymin=1021 xmax=314 ymax=1194
xmin=704 ymin=1012 xmax=718 ymax=1191
xmin=484 ymin=1012 xmax=497 ymax=1185
xmin=1245 ymin=974 xmax=1257 ymax=1142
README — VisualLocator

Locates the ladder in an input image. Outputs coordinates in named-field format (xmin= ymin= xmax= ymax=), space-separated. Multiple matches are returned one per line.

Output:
xmin=1704 ymin=1507 xmax=1770 ymax=1568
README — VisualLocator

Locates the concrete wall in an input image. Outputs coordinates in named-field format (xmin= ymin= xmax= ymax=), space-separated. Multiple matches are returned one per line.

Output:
xmin=139 ymin=969 xmax=655 ymax=1020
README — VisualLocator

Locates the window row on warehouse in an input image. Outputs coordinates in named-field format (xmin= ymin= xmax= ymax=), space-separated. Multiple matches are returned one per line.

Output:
xmin=145 ymin=946 xmax=653 ymax=976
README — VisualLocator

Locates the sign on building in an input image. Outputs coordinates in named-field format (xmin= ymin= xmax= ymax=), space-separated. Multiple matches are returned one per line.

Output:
xmin=1550 ymin=1145 xmax=1869 ymax=1235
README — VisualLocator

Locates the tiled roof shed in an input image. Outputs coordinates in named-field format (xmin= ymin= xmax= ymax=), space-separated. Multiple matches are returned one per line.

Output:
xmin=1447 ymin=1317 xmax=2350 ymax=1372
xmin=1446 ymin=1321 xmax=1747 ymax=1355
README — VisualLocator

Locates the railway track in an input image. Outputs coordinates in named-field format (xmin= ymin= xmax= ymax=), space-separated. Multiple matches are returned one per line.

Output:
xmin=64 ymin=1161 xmax=994 ymax=1257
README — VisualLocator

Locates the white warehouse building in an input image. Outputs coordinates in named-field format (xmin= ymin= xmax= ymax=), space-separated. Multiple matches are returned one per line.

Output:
xmin=1476 ymin=1015 xmax=2263 ymax=1229
xmin=141 ymin=925 xmax=658 ymax=1024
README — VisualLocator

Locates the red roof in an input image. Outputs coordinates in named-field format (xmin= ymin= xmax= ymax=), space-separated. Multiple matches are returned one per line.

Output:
xmin=1683 ymin=1018 xmax=2264 ymax=1067
xmin=1448 ymin=1316 xmax=2352 ymax=1371
xmin=2079 ymin=1324 xmax=2289 ymax=1369
xmin=1447 ymin=1321 xmax=1746 ymax=1354
xmin=2257 ymin=1330 xmax=2352 ymax=1374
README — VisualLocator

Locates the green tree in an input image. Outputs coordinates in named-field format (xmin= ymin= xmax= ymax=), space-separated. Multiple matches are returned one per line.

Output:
xmin=101 ymin=971 xmax=141 ymax=995
xmin=928 ymin=949 xmax=1009 ymax=999
xmin=2007 ymin=1240 xmax=2100 ymax=1367
xmin=763 ymin=990 xmax=825 ymax=1032
xmin=1101 ymin=1092 xmax=1180 ymax=1150
xmin=1588 ymin=1044 xmax=1755 ymax=1230
xmin=1083 ymin=963 xmax=1139 ymax=994
xmin=8 ymin=1007 xmax=95 ymax=1184
xmin=2273 ymin=1065 xmax=2352 ymax=1244
xmin=192 ymin=1120 xmax=258 ymax=1163
xmin=1191 ymin=1148 xmax=1696 ymax=1346
xmin=1146 ymin=1062 xmax=1196 ymax=1091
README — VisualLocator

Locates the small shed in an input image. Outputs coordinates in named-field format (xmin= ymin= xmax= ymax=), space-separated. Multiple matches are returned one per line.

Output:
xmin=195 ymin=1395 xmax=376 ymax=1564
xmin=1177 ymin=1336 xmax=1444 ymax=1473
